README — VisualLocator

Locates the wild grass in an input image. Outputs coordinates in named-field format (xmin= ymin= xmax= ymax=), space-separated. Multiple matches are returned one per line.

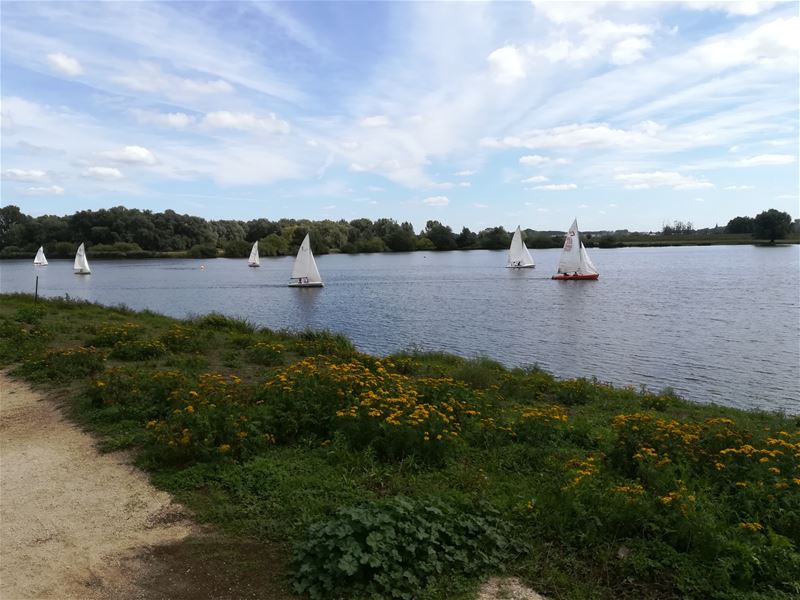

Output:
xmin=1 ymin=293 xmax=797 ymax=600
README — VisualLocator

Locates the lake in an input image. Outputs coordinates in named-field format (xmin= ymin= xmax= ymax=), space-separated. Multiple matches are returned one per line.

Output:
xmin=1 ymin=245 xmax=798 ymax=413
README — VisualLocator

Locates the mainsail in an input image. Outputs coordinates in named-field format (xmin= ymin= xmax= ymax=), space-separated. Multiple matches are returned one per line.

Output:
xmin=289 ymin=234 xmax=323 ymax=286
xmin=34 ymin=246 xmax=48 ymax=266
xmin=248 ymin=241 xmax=260 ymax=267
xmin=507 ymin=226 xmax=535 ymax=268
xmin=73 ymin=243 xmax=91 ymax=274
xmin=556 ymin=219 xmax=583 ymax=275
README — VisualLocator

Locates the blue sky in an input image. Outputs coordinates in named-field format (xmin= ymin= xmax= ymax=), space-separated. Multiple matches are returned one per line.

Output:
xmin=1 ymin=1 xmax=798 ymax=232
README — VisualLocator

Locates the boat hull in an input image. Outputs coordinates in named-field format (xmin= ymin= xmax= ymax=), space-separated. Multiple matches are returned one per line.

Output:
xmin=552 ymin=274 xmax=599 ymax=280
xmin=506 ymin=264 xmax=535 ymax=269
xmin=288 ymin=282 xmax=324 ymax=288
xmin=248 ymin=264 xmax=260 ymax=268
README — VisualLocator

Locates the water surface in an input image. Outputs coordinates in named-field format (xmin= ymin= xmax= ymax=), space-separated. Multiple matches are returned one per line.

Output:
xmin=2 ymin=245 xmax=798 ymax=413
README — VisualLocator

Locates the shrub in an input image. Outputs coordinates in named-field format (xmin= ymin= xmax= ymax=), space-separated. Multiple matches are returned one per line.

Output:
xmin=146 ymin=372 xmax=273 ymax=463
xmin=246 ymin=341 xmax=286 ymax=366
xmin=194 ymin=313 xmax=255 ymax=334
xmin=109 ymin=338 xmax=167 ymax=360
xmin=14 ymin=346 xmax=106 ymax=382
xmin=86 ymin=322 xmax=142 ymax=347
xmin=159 ymin=324 xmax=203 ymax=352
xmin=292 ymin=497 xmax=524 ymax=600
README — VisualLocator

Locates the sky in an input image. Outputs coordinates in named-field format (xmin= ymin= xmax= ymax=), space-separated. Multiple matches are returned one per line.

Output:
xmin=1 ymin=0 xmax=798 ymax=233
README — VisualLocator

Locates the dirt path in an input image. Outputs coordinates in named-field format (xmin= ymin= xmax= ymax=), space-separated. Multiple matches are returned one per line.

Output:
xmin=0 ymin=373 xmax=195 ymax=599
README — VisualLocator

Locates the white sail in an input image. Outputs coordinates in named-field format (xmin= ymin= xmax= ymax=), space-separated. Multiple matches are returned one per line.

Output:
xmin=289 ymin=234 xmax=323 ymax=286
xmin=506 ymin=226 xmax=535 ymax=268
xmin=578 ymin=242 xmax=598 ymax=276
xmin=556 ymin=219 xmax=582 ymax=275
xmin=34 ymin=246 xmax=48 ymax=266
xmin=73 ymin=242 xmax=91 ymax=274
xmin=248 ymin=241 xmax=260 ymax=267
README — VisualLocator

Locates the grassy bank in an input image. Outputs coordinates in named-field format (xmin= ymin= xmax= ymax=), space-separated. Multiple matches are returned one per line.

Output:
xmin=1 ymin=294 xmax=798 ymax=600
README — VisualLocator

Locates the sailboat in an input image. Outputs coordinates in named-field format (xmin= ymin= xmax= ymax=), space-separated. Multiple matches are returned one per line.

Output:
xmin=33 ymin=246 xmax=48 ymax=266
xmin=506 ymin=226 xmax=535 ymax=268
xmin=73 ymin=242 xmax=91 ymax=275
xmin=552 ymin=219 xmax=599 ymax=280
xmin=288 ymin=233 xmax=323 ymax=287
xmin=248 ymin=241 xmax=260 ymax=267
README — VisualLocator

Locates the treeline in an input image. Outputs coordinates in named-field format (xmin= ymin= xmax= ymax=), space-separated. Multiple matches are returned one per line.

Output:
xmin=1 ymin=205 xmax=796 ymax=260
xmin=0 ymin=205 xmax=567 ymax=259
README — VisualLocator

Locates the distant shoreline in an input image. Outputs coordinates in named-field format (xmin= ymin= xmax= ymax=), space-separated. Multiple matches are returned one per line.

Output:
xmin=1 ymin=237 xmax=798 ymax=261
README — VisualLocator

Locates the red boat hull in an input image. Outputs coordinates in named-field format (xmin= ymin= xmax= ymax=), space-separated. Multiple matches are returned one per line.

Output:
xmin=552 ymin=274 xmax=599 ymax=280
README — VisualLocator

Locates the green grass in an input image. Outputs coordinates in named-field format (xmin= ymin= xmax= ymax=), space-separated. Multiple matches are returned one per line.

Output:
xmin=1 ymin=293 xmax=798 ymax=600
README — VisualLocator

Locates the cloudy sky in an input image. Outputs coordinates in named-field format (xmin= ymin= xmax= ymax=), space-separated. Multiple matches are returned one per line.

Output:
xmin=1 ymin=1 xmax=797 ymax=232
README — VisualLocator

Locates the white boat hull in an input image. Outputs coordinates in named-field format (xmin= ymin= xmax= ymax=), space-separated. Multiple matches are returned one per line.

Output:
xmin=288 ymin=282 xmax=324 ymax=288
xmin=506 ymin=264 xmax=535 ymax=269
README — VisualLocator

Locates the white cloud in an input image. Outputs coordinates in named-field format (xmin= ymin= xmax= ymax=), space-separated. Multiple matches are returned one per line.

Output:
xmin=536 ymin=208 xmax=549 ymax=212
xmin=487 ymin=45 xmax=526 ymax=84
xmin=694 ymin=197 xmax=705 ymax=202
xmin=367 ymin=186 xmax=384 ymax=192
xmin=431 ymin=181 xmax=471 ymax=189
xmin=21 ymin=185 xmax=64 ymax=195
xmin=423 ymin=195 xmax=449 ymax=206
xmin=83 ymin=166 xmax=123 ymax=180
xmin=202 ymin=111 xmax=290 ymax=134
xmin=473 ymin=202 xmax=488 ymax=208
xmin=684 ymin=2 xmax=777 ymax=17
xmin=486 ymin=121 xmax=664 ymax=150
xmin=692 ymin=16 xmax=799 ymax=70
xmin=1 ymin=168 xmax=48 ymax=182
xmin=103 ymin=145 xmax=157 ymax=165
xmin=46 ymin=52 xmax=82 ymax=76
xmin=113 ymin=63 xmax=234 ymax=99
xmin=132 ymin=109 xmax=194 ymax=128
xmin=521 ymin=175 xmax=549 ymax=183
xmin=724 ymin=184 xmax=755 ymax=190
xmin=519 ymin=155 xmax=549 ymax=166
xmin=611 ymin=37 xmax=652 ymax=65
xmin=533 ymin=183 xmax=578 ymax=191
xmin=775 ymin=194 xmax=797 ymax=199
xmin=455 ymin=169 xmax=475 ymax=176
xmin=736 ymin=154 xmax=795 ymax=166
xmin=360 ymin=115 xmax=390 ymax=127
xmin=615 ymin=171 xmax=714 ymax=190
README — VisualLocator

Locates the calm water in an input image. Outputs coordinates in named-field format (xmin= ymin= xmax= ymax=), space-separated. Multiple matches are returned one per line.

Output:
xmin=2 ymin=246 xmax=798 ymax=413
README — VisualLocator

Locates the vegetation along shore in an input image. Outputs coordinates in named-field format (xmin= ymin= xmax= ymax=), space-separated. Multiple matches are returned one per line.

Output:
xmin=1 ymin=293 xmax=798 ymax=599
xmin=1 ymin=205 xmax=797 ymax=260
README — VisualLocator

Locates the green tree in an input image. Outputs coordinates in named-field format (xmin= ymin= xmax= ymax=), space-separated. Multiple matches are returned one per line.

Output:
xmin=725 ymin=216 xmax=754 ymax=234
xmin=423 ymin=220 xmax=457 ymax=250
xmin=456 ymin=227 xmax=478 ymax=249
xmin=753 ymin=209 xmax=792 ymax=243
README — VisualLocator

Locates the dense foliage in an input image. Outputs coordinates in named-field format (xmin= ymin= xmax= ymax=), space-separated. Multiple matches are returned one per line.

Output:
xmin=2 ymin=205 xmax=797 ymax=260
xmin=1 ymin=294 xmax=798 ymax=600
xmin=0 ymin=205 xmax=559 ymax=258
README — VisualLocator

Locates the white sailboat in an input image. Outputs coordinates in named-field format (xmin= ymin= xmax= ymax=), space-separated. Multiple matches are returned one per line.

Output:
xmin=288 ymin=234 xmax=323 ymax=287
xmin=552 ymin=219 xmax=599 ymax=280
xmin=248 ymin=241 xmax=260 ymax=267
xmin=506 ymin=226 xmax=535 ymax=268
xmin=34 ymin=246 xmax=48 ymax=266
xmin=73 ymin=242 xmax=91 ymax=275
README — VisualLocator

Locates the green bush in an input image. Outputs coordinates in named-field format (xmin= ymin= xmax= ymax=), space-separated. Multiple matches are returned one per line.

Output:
xmin=86 ymin=322 xmax=142 ymax=347
xmin=14 ymin=346 xmax=106 ymax=382
xmin=292 ymin=497 xmax=524 ymax=600
xmin=246 ymin=341 xmax=286 ymax=365
xmin=109 ymin=338 xmax=167 ymax=360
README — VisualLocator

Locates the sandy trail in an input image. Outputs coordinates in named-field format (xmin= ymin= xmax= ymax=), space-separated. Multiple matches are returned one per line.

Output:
xmin=0 ymin=373 xmax=195 ymax=599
